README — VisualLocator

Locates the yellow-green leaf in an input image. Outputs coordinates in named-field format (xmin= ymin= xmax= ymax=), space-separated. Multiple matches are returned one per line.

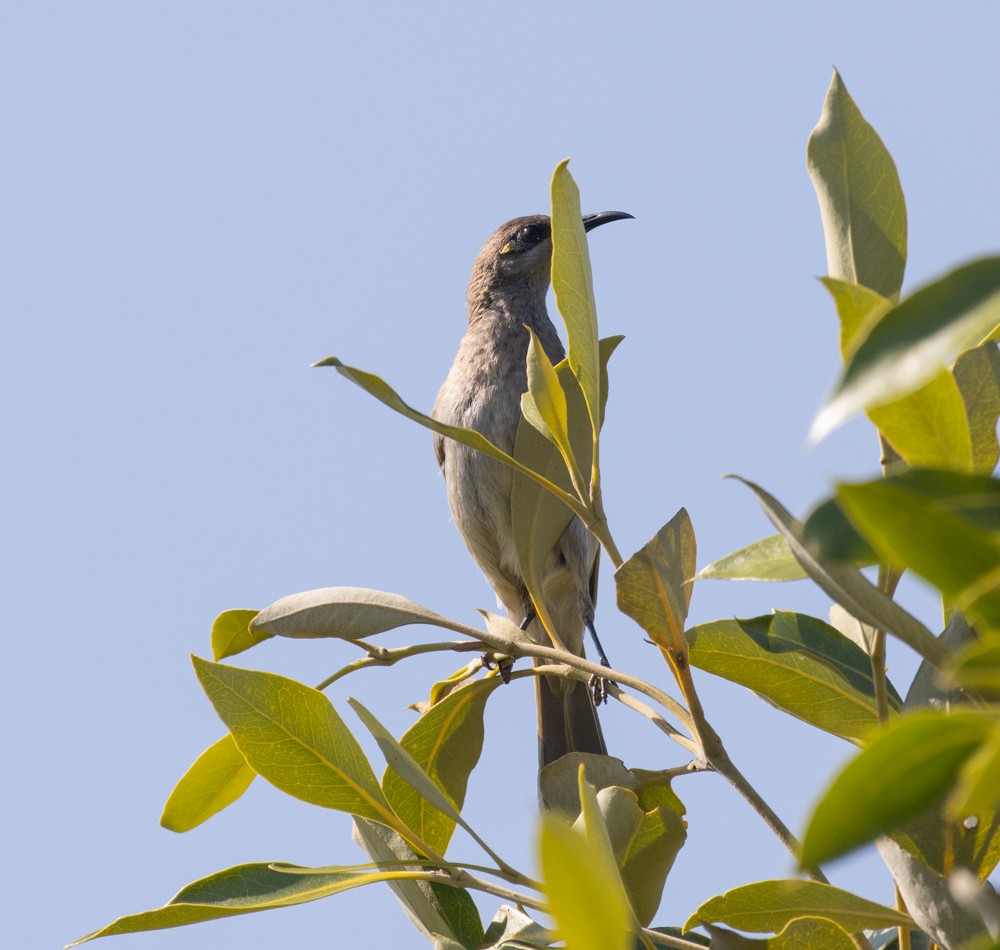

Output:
xmin=191 ymin=657 xmax=394 ymax=825
xmin=67 ymin=862 xmax=422 ymax=946
xmin=696 ymin=533 xmax=806 ymax=583
xmin=160 ymin=734 xmax=255 ymax=833
xmin=521 ymin=327 xmax=581 ymax=488
xmin=822 ymin=276 xmax=974 ymax=470
xmin=551 ymin=160 xmax=601 ymax=436
xmin=615 ymin=509 xmax=696 ymax=658
xmin=317 ymin=358 xmax=582 ymax=517
xmin=211 ymin=609 xmax=266 ymax=660
xmin=812 ymin=257 xmax=1000 ymax=443
xmin=800 ymin=710 xmax=994 ymax=867
xmin=511 ymin=338 xmax=620 ymax=647
xmin=837 ymin=477 xmax=1000 ymax=631
xmin=948 ymin=725 xmax=1000 ymax=819
xmin=687 ymin=612 xmax=901 ymax=742
xmin=955 ymin=341 xmax=1000 ymax=473
xmin=685 ymin=879 xmax=912 ymax=935
xmin=385 ymin=678 xmax=498 ymax=855
xmin=539 ymin=810 xmax=633 ymax=950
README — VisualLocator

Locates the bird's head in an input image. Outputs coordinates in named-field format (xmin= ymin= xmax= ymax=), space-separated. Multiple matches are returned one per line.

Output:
xmin=468 ymin=211 xmax=633 ymax=316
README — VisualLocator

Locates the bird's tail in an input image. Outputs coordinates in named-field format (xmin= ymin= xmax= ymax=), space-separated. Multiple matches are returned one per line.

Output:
xmin=535 ymin=662 xmax=606 ymax=770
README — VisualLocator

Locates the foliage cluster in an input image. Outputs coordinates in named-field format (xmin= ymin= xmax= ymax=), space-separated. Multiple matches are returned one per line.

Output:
xmin=70 ymin=72 xmax=1000 ymax=950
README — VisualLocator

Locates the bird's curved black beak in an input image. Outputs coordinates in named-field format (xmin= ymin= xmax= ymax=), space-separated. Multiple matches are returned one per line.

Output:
xmin=582 ymin=211 xmax=634 ymax=232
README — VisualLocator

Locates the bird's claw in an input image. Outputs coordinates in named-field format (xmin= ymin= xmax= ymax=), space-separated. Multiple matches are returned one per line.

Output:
xmin=483 ymin=653 xmax=514 ymax=684
xmin=588 ymin=674 xmax=610 ymax=706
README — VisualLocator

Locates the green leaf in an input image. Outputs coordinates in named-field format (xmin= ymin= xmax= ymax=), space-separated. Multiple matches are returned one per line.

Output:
xmin=317 ymin=357 xmax=582 ymax=516
xmin=512 ymin=360 xmax=591 ymax=646
xmin=615 ymin=795 xmax=686 ymax=927
xmin=191 ymin=657 xmax=396 ymax=827
xmin=837 ymin=476 xmax=1000 ymax=630
xmin=684 ymin=879 xmax=912 ymax=935
xmin=521 ymin=327 xmax=581 ymax=489
xmin=799 ymin=497 xmax=878 ymax=567
xmin=821 ymin=277 xmax=973 ymax=470
xmin=349 ymin=698 xmax=465 ymax=827
xmin=383 ymin=678 xmax=499 ymax=854
xmin=686 ymin=612 xmax=900 ymax=742
xmin=729 ymin=476 xmax=944 ymax=665
xmin=955 ymin=341 xmax=1000 ymax=473
xmin=539 ymin=788 xmax=633 ymax=950
xmin=949 ymin=638 xmax=1000 ymax=694
xmin=211 ymin=609 xmax=267 ymax=660
xmin=812 ymin=257 xmax=1000 ymax=442
xmin=351 ymin=818 xmax=481 ymax=947
xmin=425 ymin=880 xmax=485 ymax=950
xmin=820 ymin=277 xmax=891 ymax=356
xmin=615 ymin=509 xmax=696 ymax=660
xmin=800 ymin=710 xmax=995 ymax=867
xmin=948 ymin=726 xmax=1000 ymax=819
xmin=511 ymin=337 xmax=620 ymax=646
xmin=807 ymin=70 xmax=907 ymax=299
xmin=804 ymin=469 xmax=1000 ymax=569
xmin=868 ymin=373 xmax=974 ymax=471
xmin=701 ymin=918 xmax=856 ymax=949
xmin=551 ymin=159 xmax=601 ymax=436
xmin=160 ymin=733 xmax=255 ymax=832
xmin=482 ymin=905 xmax=553 ymax=949
xmin=66 ymin=862 xmax=417 ymax=946
xmin=696 ymin=533 xmax=807 ymax=583
xmin=250 ymin=586 xmax=468 ymax=640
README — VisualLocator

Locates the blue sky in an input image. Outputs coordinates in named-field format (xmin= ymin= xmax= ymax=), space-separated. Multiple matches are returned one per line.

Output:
xmin=6 ymin=4 xmax=1000 ymax=948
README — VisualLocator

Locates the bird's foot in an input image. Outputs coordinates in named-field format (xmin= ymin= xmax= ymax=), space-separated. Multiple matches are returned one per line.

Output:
xmin=482 ymin=653 xmax=514 ymax=684
xmin=588 ymin=674 xmax=609 ymax=706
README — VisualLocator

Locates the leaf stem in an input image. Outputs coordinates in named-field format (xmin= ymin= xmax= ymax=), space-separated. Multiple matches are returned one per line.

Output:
xmin=640 ymin=927 xmax=714 ymax=950
xmin=313 ymin=640 xmax=487 ymax=691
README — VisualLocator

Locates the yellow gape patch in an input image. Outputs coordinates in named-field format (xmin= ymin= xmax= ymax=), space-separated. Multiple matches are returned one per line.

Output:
xmin=499 ymin=240 xmax=515 ymax=254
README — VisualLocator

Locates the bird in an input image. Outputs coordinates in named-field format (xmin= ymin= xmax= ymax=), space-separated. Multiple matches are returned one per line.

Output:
xmin=431 ymin=210 xmax=632 ymax=775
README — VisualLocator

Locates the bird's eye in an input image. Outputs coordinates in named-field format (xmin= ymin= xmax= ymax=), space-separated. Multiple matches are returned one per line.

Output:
xmin=518 ymin=225 xmax=542 ymax=243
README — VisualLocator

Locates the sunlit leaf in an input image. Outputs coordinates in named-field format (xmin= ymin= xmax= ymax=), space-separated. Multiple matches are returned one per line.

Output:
xmin=837 ymin=477 xmax=1000 ymax=631
xmin=551 ymin=159 xmax=601 ymax=435
xmin=684 ymin=879 xmax=912 ymax=935
xmin=696 ymin=534 xmax=807 ymax=583
xmin=800 ymin=710 xmax=994 ymax=867
xmin=615 ymin=509 xmax=696 ymax=665
xmin=192 ymin=657 xmax=395 ymax=826
xmin=807 ymin=71 xmax=907 ymax=299
xmin=383 ymin=678 xmax=499 ymax=854
xmin=954 ymin=342 xmax=1000 ymax=473
xmin=730 ymin=476 xmax=944 ymax=665
xmin=947 ymin=727 xmax=1000 ymax=819
xmin=67 ymin=862 xmax=418 ymax=946
xmin=211 ymin=609 xmax=267 ymax=660
xmin=160 ymin=734 xmax=255 ymax=833
xmin=615 ymin=794 xmax=686 ymax=927
xmin=687 ymin=612 xmax=900 ymax=741
xmin=822 ymin=277 xmax=974 ymax=469
xmin=352 ymin=819 xmax=480 ymax=946
xmin=317 ymin=357 xmax=580 ymax=513
xmin=511 ymin=337 xmax=621 ymax=647
xmin=521 ymin=327 xmax=579 ymax=485
xmin=867 ymin=373 xmax=973 ymax=471
xmin=820 ymin=277 xmax=892 ymax=356
xmin=539 ymin=771 xmax=633 ymax=950
xmin=812 ymin=258 xmax=1000 ymax=442
xmin=949 ymin=639 xmax=1000 ymax=694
